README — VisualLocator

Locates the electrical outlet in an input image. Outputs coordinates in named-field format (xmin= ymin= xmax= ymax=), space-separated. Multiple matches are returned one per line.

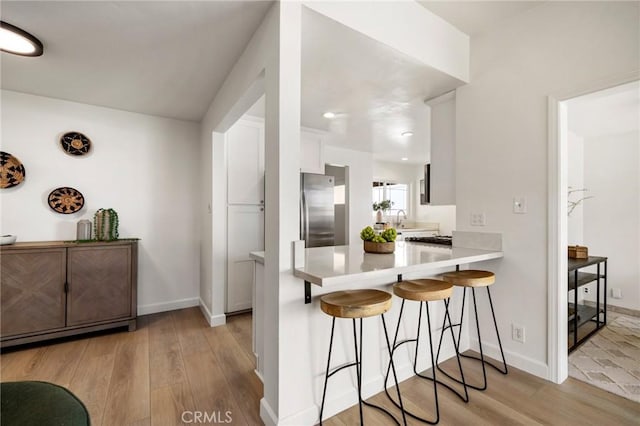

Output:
xmin=612 ymin=288 xmax=622 ymax=299
xmin=470 ymin=212 xmax=486 ymax=226
xmin=584 ymin=287 xmax=590 ymax=294
xmin=512 ymin=324 xmax=525 ymax=343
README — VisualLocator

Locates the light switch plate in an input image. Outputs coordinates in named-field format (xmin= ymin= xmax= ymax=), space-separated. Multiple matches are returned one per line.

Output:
xmin=513 ymin=197 xmax=527 ymax=214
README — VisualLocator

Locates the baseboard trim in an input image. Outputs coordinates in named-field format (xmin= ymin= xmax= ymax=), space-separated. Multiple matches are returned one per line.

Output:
xmin=583 ymin=301 xmax=640 ymax=318
xmin=198 ymin=298 xmax=226 ymax=327
xmin=137 ymin=297 xmax=199 ymax=316
xmin=260 ymin=398 xmax=278 ymax=426
xmin=469 ymin=339 xmax=549 ymax=379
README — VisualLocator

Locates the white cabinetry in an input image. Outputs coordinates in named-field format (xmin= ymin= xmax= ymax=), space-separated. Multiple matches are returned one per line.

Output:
xmin=300 ymin=129 xmax=325 ymax=174
xmin=227 ymin=119 xmax=265 ymax=205
xmin=227 ymin=205 xmax=264 ymax=312
xmin=226 ymin=118 xmax=265 ymax=313
xmin=427 ymin=92 xmax=456 ymax=205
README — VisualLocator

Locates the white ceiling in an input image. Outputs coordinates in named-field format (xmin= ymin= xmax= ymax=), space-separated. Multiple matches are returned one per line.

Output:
xmin=567 ymin=80 xmax=640 ymax=139
xmin=0 ymin=1 xmax=272 ymax=122
xmin=301 ymin=8 xmax=464 ymax=164
xmin=2 ymin=1 xmax=547 ymax=163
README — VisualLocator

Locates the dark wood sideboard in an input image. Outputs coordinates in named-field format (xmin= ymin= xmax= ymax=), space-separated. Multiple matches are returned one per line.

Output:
xmin=1 ymin=240 xmax=138 ymax=348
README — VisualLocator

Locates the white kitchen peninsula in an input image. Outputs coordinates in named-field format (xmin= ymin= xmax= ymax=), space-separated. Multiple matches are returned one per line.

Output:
xmin=283 ymin=234 xmax=503 ymax=424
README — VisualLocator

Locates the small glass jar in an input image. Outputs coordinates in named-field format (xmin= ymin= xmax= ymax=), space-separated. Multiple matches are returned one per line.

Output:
xmin=77 ymin=219 xmax=92 ymax=240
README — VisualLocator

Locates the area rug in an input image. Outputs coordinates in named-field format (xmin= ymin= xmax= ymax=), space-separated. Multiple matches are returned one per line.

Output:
xmin=569 ymin=312 xmax=640 ymax=402
xmin=0 ymin=381 xmax=90 ymax=425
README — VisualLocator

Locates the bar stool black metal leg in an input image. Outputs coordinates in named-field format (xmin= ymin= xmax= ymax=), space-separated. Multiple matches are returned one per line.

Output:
xmin=382 ymin=313 xmax=407 ymax=426
xmin=353 ymin=318 xmax=364 ymax=425
xmin=384 ymin=298 xmax=468 ymax=424
xmin=321 ymin=315 xmax=405 ymax=426
xmin=486 ymin=287 xmax=508 ymax=375
xmin=458 ymin=288 xmax=507 ymax=375
xmin=442 ymin=298 xmax=469 ymax=402
xmin=470 ymin=287 xmax=488 ymax=391
xmin=437 ymin=286 xmax=508 ymax=391
xmin=436 ymin=287 xmax=467 ymax=365
xmin=319 ymin=317 xmax=336 ymax=425
xmin=435 ymin=288 xmax=467 ymax=383
xmin=425 ymin=302 xmax=440 ymax=423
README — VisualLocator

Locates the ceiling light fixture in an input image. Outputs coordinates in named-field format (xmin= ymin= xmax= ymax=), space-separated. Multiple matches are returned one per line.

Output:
xmin=322 ymin=112 xmax=336 ymax=119
xmin=401 ymin=157 xmax=409 ymax=161
xmin=401 ymin=131 xmax=414 ymax=137
xmin=0 ymin=21 xmax=43 ymax=57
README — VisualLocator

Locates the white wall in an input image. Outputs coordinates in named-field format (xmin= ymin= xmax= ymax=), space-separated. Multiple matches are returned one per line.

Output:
xmin=583 ymin=131 xmax=640 ymax=311
xmin=0 ymin=90 xmax=200 ymax=315
xmin=455 ymin=1 xmax=639 ymax=378
xmin=567 ymin=131 xmax=585 ymax=245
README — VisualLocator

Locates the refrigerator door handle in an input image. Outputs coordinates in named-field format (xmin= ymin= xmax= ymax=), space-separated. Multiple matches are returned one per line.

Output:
xmin=301 ymin=191 xmax=310 ymax=244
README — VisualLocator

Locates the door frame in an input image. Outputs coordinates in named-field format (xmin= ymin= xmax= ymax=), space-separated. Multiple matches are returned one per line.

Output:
xmin=546 ymin=70 xmax=639 ymax=383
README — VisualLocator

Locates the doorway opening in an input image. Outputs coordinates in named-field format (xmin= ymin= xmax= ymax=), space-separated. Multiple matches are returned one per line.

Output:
xmin=550 ymin=78 xmax=639 ymax=400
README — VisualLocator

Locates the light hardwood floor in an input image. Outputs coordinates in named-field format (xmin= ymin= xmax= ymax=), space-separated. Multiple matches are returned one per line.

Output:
xmin=1 ymin=307 xmax=639 ymax=425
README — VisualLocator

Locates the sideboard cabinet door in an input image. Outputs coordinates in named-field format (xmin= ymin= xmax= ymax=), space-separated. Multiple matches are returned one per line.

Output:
xmin=67 ymin=245 xmax=132 ymax=326
xmin=1 ymin=248 xmax=66 ymax=337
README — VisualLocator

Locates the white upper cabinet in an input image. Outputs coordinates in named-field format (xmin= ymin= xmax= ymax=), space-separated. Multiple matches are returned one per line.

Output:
xmin=300 ymin=129 xmax=325 ymax=174
xmin=428 ymin=92 xmax=456 ymax=206
xmin=227 ymin=119 xmax=265 ymax=205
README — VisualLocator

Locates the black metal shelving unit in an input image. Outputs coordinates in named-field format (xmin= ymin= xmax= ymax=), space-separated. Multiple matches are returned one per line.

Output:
xmin=568 ymin=256 xmax=607 ymax=352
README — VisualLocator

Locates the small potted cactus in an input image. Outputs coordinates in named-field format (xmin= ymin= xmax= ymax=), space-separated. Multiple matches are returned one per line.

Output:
xmin=360 ymin=226 xmax=397 ymax=254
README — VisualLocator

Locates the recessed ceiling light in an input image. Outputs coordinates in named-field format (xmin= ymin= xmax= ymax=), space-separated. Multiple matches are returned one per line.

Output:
xmin=323 ymin=112 xmax=336 ymax=119
xmin=401 ymin=157 xmax=409 ymax=161
xmin=0 ymin=21 xmax=43 ymax=57
xmin=401 ymin=131 xmax=414 ymax=137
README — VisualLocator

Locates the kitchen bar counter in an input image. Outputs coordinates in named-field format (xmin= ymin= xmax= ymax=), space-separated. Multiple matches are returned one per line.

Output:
xmin=294 ymin=241 xmax=503 ymax=288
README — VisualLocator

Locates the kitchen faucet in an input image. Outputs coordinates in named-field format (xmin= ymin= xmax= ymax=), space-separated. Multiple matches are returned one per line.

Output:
xmin=396 ymin=209 xmax=407 ymax=228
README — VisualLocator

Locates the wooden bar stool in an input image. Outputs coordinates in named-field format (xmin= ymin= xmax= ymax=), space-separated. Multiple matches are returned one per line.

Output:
xmin=384 ymin=279 xmax=468 ymax=425
xmin=319 ymin=289 xmax=407 ymax=426
xmin=436 ymin=270 xmax=508 ymax=392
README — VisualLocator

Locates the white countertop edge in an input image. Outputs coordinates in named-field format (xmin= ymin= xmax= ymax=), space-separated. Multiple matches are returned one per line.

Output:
xmin=294 ymin=250 xmax=503 ymax=287
xmin=250 ymin=251 xmax=265 ymax=264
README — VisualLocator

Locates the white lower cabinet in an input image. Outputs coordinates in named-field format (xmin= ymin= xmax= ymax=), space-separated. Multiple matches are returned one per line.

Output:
xmin=227 ymin=205 xmax=264 ymax=313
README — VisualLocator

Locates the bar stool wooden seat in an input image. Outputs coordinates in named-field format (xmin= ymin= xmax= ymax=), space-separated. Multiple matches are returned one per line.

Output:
xmin=319 ymin=289 xmax=407 ymax=426
xmin=435 ymin=269 xmax=508 ymax=392
xmin=384 ymin=279 xmax=468 ymax=425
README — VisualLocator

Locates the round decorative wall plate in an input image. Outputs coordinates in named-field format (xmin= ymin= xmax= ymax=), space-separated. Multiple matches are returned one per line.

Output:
xmin=0 ymin=151 xmax=26 ymax=189
xmin=60 ymin=132 xmax=91 ymax=156
xmin=48 ymin=187 xmax=85 ymax=214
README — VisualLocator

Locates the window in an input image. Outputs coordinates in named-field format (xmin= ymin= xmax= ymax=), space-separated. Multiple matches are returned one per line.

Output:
xmin=334 ymin=184 xmax=345 ymax=205
xmin=372 ymin=181 xmax=408 ymax=217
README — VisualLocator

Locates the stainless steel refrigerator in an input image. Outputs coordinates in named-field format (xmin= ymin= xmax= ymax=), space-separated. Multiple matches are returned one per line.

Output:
xmin=300 ymin=173 xmax=335 ymax=247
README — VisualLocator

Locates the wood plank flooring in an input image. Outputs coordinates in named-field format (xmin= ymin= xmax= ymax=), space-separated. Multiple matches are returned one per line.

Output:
xmin=2 ymin=307 xmax=639 ymax=425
